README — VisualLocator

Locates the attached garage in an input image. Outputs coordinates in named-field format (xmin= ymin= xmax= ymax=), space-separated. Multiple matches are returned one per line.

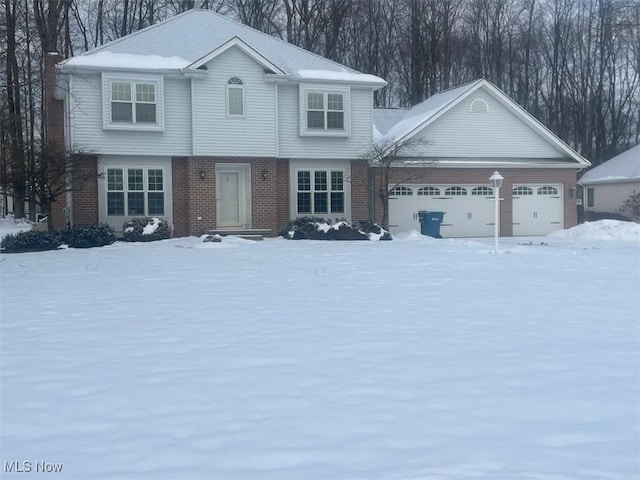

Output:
xmin=373 ymin=79 xmax=590 ymax=237
xmin=389 ymin=184 xmax=496 ymax=237
xmin=512 ymin=184 xmax=564 ymax=236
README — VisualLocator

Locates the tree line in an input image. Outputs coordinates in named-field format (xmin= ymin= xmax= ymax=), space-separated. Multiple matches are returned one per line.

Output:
xmin=2 ymin=0 xmax=639 ymax=219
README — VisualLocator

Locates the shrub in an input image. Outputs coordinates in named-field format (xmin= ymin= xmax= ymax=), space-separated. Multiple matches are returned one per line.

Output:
xmin=60 ymin=224 xmax=117 ymax=248
xmin=123 ymin=217 xmax=172 ymax=242
xmin=279 ymin=217 xmax=392 ymax=241
xmin=618 ymin=191 xmax=640 ymax=221
xmin=0 ymin=230 xmax=61 ymax=253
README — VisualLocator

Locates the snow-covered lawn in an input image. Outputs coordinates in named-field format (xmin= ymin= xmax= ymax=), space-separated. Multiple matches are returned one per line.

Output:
xmin=1 ymin=219 xmax=639 ymax=480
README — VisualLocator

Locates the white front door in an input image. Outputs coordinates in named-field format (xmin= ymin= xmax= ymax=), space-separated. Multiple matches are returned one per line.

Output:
xmin=216 ymin=164 xmax=251 ymax=228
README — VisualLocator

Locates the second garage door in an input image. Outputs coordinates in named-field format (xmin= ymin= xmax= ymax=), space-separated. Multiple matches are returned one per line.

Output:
xmin=512 ymin=184 xmax=564 ymax=235
xmin=389 ymin=184 xmax=496 ymax=237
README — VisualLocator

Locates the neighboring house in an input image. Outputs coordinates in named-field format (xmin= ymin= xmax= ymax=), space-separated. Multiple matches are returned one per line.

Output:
xmin=48 ymin=10 xmax=589 ymax=238
xmin=373 ymin=80 xmax=590 ymax=236
xmin=578 ymin=144 xmax=640 ymax=219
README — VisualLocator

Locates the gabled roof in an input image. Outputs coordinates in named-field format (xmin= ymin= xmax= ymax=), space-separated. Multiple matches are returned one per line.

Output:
xmin=373 ymin=79 xmax=590 ymax=166
xmin=579 ymin=144 xmax=640 ymax=185
xmin=59 ymin=9 xmax=386 ymax=87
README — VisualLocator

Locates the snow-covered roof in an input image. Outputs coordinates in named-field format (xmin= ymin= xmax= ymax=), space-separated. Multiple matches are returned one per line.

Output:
xmin=60 ymin=9 xmax=386 ymax=87
xmin=373 ymin=81 xmax=482 ymax=142
xmin=373 ymin=79 xmax=589 ymax=166
xmin=578 ymin=144 xmax=640 ymax=185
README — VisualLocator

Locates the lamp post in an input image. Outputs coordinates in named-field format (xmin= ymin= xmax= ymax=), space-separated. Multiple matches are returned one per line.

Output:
xmin=489 ymin=171 xmax=504 ymax=253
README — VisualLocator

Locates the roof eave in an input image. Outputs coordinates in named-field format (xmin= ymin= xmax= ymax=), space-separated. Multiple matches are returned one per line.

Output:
xmin=57 ymin=63 xmax=207 ymax=78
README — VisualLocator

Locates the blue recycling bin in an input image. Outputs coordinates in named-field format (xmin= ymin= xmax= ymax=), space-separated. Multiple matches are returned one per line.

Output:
xmin=418 ymin=211 xmax=445 ymax=238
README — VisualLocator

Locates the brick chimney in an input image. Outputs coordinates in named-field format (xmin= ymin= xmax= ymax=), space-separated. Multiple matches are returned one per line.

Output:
xmin=44 ymin=52 xmax=64 ymax=150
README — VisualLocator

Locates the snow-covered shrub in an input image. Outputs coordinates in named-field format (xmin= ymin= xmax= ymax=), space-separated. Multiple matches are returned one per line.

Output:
xmin=0 ymin=230 xmax=61 ymax=253
xmin=123 ymin=217 xmax=172 ymax=242
xmin=279 ymin=217 xmax=392 ymax=241
xmin=59 ymin=224 xmax=117 ymax=248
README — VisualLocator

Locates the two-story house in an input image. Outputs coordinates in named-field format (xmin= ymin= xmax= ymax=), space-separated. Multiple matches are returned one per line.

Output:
xmin=48 ymin=9 xmax=589 ymax=238
xmin=49 ymin=9 xmax=385 ymax=237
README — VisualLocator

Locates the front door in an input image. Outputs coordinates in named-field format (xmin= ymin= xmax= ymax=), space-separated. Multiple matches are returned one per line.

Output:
xmin=216 ymin=164 xmax=251 ymax=229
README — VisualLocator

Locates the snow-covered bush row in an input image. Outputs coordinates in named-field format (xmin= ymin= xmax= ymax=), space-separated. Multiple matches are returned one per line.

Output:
xmin=280 ymin=217 xmax=392 ymax=241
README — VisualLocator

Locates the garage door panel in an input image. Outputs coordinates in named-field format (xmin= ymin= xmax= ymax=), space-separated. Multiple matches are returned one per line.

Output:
xmin=513 ymin=184 xmax=563 ymax=236
xmin=389 ymin=184 xmax=495 ymax=237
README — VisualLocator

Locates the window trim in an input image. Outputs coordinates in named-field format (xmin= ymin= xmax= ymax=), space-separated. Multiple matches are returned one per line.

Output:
xmin=226 ymin=77 xmax=245 ymax=117
xmin=102 ymin=73 xmax=164 ymax=131
xmin=299 ymin=84 xmax=350 ymax=137
xmin=105 ymin=166 xmax=166 ymax=217
xmin=586 ymin=187 xmax=595 ymax=208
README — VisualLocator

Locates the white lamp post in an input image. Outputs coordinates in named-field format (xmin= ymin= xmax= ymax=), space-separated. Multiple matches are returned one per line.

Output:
xmin=489 ymin=171 xmax=504 ymax=253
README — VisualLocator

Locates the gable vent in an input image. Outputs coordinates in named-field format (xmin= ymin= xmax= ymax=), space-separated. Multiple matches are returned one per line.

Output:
xmin=470 ymin=98 xmax=489 ymax=113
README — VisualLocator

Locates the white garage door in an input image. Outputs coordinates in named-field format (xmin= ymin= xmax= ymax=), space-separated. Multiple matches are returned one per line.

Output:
xmin=512 ymin=184 xmax=563 ymax=236
xmin=389 ymin=184 xmax=496 ymax=237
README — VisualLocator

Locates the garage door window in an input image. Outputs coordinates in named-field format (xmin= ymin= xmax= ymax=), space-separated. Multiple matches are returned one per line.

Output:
xmin=418 ymin=186 xmax=439 ymax=196
xmin=445 ymin=186 xmax=467 ymax=196
xmin=390 ymin=186 xmax=413 ymax=196
xmin=513 ymin=186 xmax=533 ymax=196
xmin=538 ymin=186 xmax=559 ymax=195
xmin=472 ymin=186 xmax=493 ymax=196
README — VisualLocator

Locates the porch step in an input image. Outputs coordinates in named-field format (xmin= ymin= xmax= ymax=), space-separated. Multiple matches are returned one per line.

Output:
xmin=205 ymin=229 xmax=272 ymax=241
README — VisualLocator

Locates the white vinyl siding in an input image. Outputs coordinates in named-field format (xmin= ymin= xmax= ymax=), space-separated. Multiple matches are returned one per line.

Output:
xmin=71 ymin=74 xmax=192 ymax=156
xmin=193 ymin=47 xmax=276 ymax=157
xmin=280 ymin=85 xmax=372 ymax=159
xmin=410 ymin=89 xmax=565 ymax=159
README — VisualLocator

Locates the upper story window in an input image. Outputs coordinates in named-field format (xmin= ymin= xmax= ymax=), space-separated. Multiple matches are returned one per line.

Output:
xmin=307 ymin=92 xmax=344 ymax=130
xmin=102 ymin=73 xmax=164 ymax=131
xmin=227 ymin=77 xmax=244 ymax=116
xmin=299 ymin=84 xmax=349 ymax=137
xmin=111 ymin=81 xmax=157 ymax=123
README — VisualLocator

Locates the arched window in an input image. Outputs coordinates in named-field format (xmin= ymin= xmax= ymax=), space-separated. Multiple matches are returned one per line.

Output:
xmin=227 ymin=77 xmax=244 ymax=116
xmin=469 ymin=98 xmax=489 ymax=113
xmin=445 ymin=186 xmax=467 ymax=196
xmin=472 ymin=186 xmax=493 ymax=196
xmin=513 ymin=186 xmax=533 ymax=196
xmin=538 ymin=186 xmax=559 ymax=195
xmin=390 ymin=186 xmax=413 ymax=196
xmin=417 ymin=186 xmax=440 ymax=196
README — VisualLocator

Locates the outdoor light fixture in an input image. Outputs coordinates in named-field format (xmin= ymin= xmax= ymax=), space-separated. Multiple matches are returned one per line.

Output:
xmin=261 ymin=169 xmax=268 ymax=180
xmin=199 ymin=170 xmax=206 ymax=180
xmin=489 ymin=171 xmax=504 ymax=253
xmin=569 ymin=185 xmax=577 ymax=198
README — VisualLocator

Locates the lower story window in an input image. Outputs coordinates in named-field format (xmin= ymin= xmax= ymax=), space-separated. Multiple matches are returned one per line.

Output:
xmin=107 ymin=167 xmax=165 ymax=216
xmin=297 ymin=169 xmax=344 ymax=214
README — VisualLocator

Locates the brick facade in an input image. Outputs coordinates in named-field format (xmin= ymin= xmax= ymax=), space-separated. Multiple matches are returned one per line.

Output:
xmin=171 ymin=156 xmax=287 ymax=237
xmin=372 ymin=166 xmax=579 ymax=235
xmin=350 ymin=159 xmax=370 ymax=224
